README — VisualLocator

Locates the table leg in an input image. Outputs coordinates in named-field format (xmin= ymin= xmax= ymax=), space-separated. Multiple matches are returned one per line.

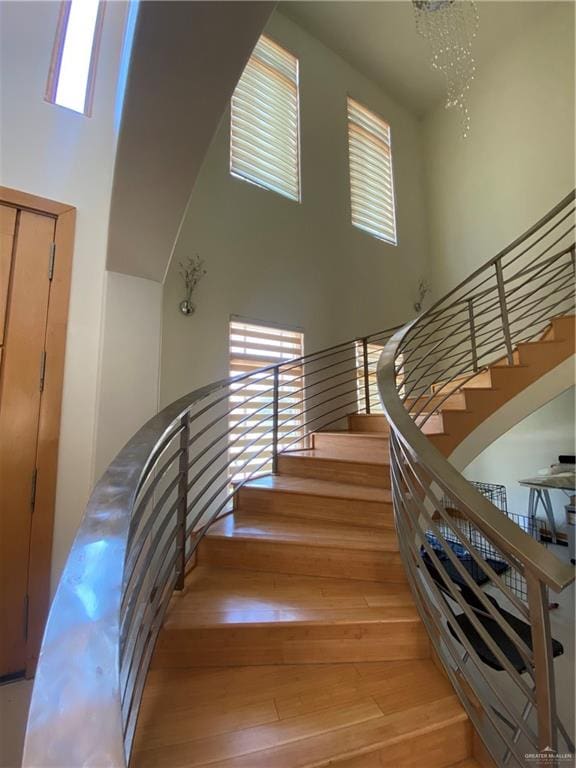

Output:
xmin=528 ymin=488 xmax=537 ymax=536
xmin=541 ymin=489 xmax=558 ymax=544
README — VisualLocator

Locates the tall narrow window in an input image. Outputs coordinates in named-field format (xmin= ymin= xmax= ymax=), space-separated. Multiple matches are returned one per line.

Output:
xmin=230 ymin=36 xmax=301 ymax=202
xmin=229 ymin=318 xmax=304 ymax=482
xmin=356 ymin=343 xmax=404 ymax=412
xmin=46 ymin=0 xmax=105 ymax=115
xmin=348 ymin=97 xmax=397 ymax=245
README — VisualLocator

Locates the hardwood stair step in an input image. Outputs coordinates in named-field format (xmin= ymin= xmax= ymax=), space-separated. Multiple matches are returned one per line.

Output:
xmin=431 ymin=370 xmax=492 ymax=393
xmin=200 ymin=512 xmax=404 ymax=583
xmin=312 ymin=430 xmax=389 ymax=461
xmin=405 ymin=391 xmax=467 ymax=412
xmin=277 ymin=450 xmax=390 ymax=488
xmin=132 ymin=661 xmax=470 ymax=767
xmin=516 ymin=337 xmax=575 ymax=367
xmin=153 ymin=567 xmax=428 ymax=667
xmin=550 ymin=313 xmax=575 ymax=342
xmin=347 ymin=413 xmax=390 ymax=433
xmin=236 ymin=475 xmax=394 ymax=528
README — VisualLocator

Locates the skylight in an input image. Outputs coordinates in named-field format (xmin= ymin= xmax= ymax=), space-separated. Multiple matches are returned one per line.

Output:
xmin=47 ymin=0 xmax=104 ymax=115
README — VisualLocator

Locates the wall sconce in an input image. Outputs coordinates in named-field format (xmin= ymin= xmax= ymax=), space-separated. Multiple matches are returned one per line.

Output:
xmin=179 ymin=254 xmax=207 ymax=316
xmin=413 ymin=279 xmax=430 ymax=313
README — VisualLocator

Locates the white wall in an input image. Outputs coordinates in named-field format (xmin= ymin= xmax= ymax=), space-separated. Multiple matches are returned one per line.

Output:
xmin=93 ymin=272 xmax=162 ymax=478
xmin=0 ymin=1 xmax=132 ymax=585
xmin=423 ymin=1 xmax=575 ymax=297
xmin=160 ymin=11 xmax=429 ymax=406
xmin=464 ymin=387 xmax=575 ymax=527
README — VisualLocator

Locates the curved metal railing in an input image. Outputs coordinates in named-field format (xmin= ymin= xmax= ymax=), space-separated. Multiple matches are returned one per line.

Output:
xmin=22 ymin=323 xmax=399 ymax=767
xmin=379 ymin=191 xmax=576 ymax=767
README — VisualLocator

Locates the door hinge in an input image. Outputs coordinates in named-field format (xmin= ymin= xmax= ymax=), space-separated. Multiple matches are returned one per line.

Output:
xmin=23 ymin=594 xmax=29 ymax=641
xmin=39 ymin=350 xmax=47 ymax=392
xmin=30 ymin=468 xmax=38 ymax=513
xmin=48 ymin=242 xmax=56 ymax=280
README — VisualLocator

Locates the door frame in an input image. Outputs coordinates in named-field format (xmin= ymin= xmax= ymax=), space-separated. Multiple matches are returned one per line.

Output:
xmin=0 ymin=186 xmax=75 ymax=677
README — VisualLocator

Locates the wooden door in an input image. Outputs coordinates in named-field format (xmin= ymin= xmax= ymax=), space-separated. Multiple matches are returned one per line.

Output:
xmin=0 ymin=190 xmax=74 ymax=680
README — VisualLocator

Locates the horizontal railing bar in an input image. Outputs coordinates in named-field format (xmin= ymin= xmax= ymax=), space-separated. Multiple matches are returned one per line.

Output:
xmin=390 ymin=458 xmax=539 ymax=749
xmin=121 ymin=512 xmax=178 ymax=657
xmin=392 ymin=442 xmax=537 ymax=690
xmin=395 ymin=515 xmax=536 ymax=766
xmin=416 ymin=191 xmax=575 ymax=325
xmin=402 ymin=441 xmax=530 ymax=618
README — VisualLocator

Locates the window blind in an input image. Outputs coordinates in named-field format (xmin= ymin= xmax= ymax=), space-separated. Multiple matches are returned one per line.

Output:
xmin=356 ymin=343 xmax=404 ymax=411
xmin=356 ymin=341 xmax=385 ymax=412
xmin=230 ymin=36 xmax=300 ymax=202
xmin=229 ymin=319 xmax=304 ymax=481
xmin=348 ymin=97 xmax=397 ymax=245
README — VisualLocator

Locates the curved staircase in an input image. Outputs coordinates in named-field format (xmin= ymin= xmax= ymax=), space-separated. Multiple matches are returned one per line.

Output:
xmin=22 ymin=194 xmax=575 ymax=768
xmin=131 ymin=413 xmax=477 ymax=768
xmin=130 ymin=315 xmax=573 ymax=767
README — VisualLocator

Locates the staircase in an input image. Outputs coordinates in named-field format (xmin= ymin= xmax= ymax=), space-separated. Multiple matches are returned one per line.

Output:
xmin=22 ymin=194 xmax=575 ymax=768
xmin=129 ymin=314 xmax=573 ymax=767
xmin=423 ymin=315 xmax=575 ymax=458
xmin=131 ymin=412 xmax=477 ymax=768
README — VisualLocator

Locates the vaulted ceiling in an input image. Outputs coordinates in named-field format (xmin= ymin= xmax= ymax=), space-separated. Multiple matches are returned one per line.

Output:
xmin=280 ymin=1 xmax=554 ymax=116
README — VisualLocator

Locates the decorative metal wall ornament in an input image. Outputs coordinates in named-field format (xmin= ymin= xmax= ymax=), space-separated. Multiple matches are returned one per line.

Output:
xmin=413 ymin=0 xmax=479 ymax=137
xmin=178 ymin=254 xmax=207 ymax=316
xmin=413 ymin=279 xmax=431 ymax=313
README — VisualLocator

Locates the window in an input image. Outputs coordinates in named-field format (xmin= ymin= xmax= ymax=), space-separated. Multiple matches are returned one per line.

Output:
xmin=356 ymin=343 xmax=404 ymax=412
xmin=46 ymin=0 xmax=105 ymax=115
xmin=230 ymin=36 xmax=301 ymax=202
xmin=229 ymin=318 xmax=304 ymax=481
xmin=348 ymin=97 xmax=397 ymax=245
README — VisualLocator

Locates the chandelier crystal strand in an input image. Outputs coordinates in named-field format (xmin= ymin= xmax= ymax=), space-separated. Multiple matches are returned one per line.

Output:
xmin=413 ymin=0 xmax=479 ymax=137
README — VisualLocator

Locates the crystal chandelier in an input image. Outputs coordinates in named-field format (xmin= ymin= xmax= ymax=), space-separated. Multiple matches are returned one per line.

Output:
xmin=413 ymin=0 xmax=479 ymax=137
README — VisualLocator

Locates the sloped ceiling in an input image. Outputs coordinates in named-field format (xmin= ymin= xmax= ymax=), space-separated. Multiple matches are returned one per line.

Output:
xmin=107 ymin=1 xmax=274 ymax=281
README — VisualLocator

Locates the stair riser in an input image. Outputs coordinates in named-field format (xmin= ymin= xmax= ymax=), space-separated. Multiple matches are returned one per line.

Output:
xmin=347 ymin=414 xmax=390 ymax=433
xmin=406 ymin=392 xmax=466 ymax=411
xmin=551 ymin=315 xmax=576 ymax=343
xmin=236 ymin=487 xmax=394 ymax=529
xmin=312 ymin=432 xmax=390 ymax=459
xmin=517 ymin=340 xmax=574 ymax=369
xmin=153 ymin=621 xmax=430 ymax=667
xmin=199 ymin=539 xmax=405 ymax=583
xmin=432 ymin=370 xmax=492 ymax=393
xmin=278 ymin=454 xmax=391 ymax=489
xmin=414 ymin=412 xmax=445 ymax=435
xmin=335 ymin=718 xmax=471 ymax=768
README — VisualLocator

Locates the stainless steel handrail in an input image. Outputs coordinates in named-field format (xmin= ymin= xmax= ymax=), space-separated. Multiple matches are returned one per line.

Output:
xmin=22 ymin=322 xmax=399 ymax=767
xmin=378 ymin=191 xmax=575 ymax=767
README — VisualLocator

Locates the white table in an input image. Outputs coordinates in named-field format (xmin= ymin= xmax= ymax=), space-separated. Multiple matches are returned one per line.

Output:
xmin=519 ymin=473 xmax=576 ymax=545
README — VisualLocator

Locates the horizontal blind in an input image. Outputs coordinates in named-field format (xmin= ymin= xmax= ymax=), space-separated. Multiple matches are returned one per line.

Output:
xmin=231 ymin=36 xmax=300 ymax=202
xmin=229 ymin=319 xmax=304 ymax=481
xmin=356 ymin=341 xmax=385 ymax=412
xmin=348 ymin=97 xmax=397 ymax=245
xmin=356 ymin=343 xmax=404 ymax=411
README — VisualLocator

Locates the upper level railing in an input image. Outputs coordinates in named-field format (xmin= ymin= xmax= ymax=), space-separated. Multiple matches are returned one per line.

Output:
xmin=22 ymin=321 xmax=399 ymax=767
xmin=378 ymin=191 xmax=576 ymax=767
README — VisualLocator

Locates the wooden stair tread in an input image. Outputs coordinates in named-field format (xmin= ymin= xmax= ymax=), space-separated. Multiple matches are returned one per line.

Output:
xmin=316 ymin=430 xmax=389 ymax=440
xmin=280 ymin=448 xmax=390 ymax=466
xmin=206 ymin=513 xmax=398 ymax=552
xmin=132 ymin=660 xmax=468 ymax=767
xmin=164 ymin=567 xmax=418 ymax=628
xmin=241 ymin=475 xmax=392 ymax=504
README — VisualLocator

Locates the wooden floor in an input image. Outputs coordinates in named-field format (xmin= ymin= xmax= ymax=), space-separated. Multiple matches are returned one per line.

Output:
xmin=130 ymin=318 xmax=575 ymax=767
